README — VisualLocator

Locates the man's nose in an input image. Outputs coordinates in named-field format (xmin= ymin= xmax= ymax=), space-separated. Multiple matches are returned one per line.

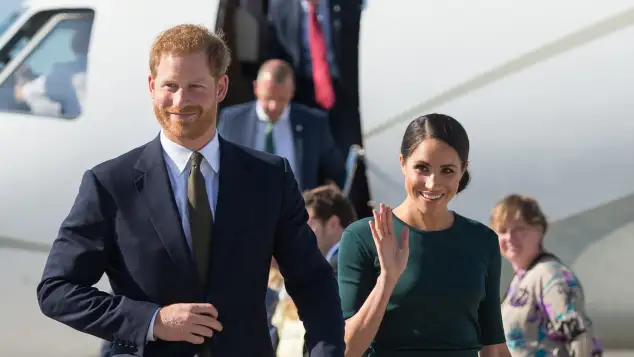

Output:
xmin=268 ymin=101 xmax=279 ymax=112
xmin=172 ymin=88 xmax=189 ymax=108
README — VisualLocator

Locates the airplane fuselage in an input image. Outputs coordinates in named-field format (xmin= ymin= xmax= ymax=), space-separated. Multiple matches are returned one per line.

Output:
xmin=0 ymin=0 xmax=631 ymax=355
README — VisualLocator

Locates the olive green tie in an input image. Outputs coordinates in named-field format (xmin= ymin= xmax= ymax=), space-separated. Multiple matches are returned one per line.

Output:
xmin=264 ymin=121 xmax=275 ymax=154
xmin=187 ymin=152 xmax=213 ymax=286
xmin=188 ymin=152 xmax=213 ymax=357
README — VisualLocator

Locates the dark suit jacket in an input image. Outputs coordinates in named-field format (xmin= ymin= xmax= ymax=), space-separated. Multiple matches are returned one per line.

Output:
xmin=217 ymin=101 xmax=346 ymax=191
xmin=266 ymin=0 xmax=362 ymax=106
xmin=265 ymin=287 xmax=280 ymax=349
xmin=36 ymin=135 xmax=345 ymax=357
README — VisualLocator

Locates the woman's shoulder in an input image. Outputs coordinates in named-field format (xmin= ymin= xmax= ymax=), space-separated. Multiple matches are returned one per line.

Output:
xmin=341 ymin=217 xmax=374 ymax=247
xmin=532 ymin=255 xmax=579 ymax=283
xmin=453 ymin=213 xmax=498 ymax=244
xmin=342 ymin=213 xmax=409 ymax=240
xmin=344 ymin=216 xmax=374 ymax=235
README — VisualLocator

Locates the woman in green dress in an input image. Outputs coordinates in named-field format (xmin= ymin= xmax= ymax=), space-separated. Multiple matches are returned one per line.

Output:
xmin=338 ymin=114 xmax=510 ymax=357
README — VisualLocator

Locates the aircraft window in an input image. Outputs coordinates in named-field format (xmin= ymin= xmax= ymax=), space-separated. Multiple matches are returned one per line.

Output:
xmin=0 ymin=10 xmax=56 ymax=73
xmin=4 ymin=37 xmax=29 ymax=70
xmin=0 ymin=10 xmax=21 ymax=38
xmin=0 ymin=12 xmax=94 ymax=119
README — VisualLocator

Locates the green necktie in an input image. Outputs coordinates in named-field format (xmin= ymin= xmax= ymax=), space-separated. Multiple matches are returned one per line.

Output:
xmin=264 ymin=121 xmax=275 ymax=154
xmin=187 ymin=152 xmax=213 ymax=287
xmin=188 ymin=152 xmax=214 ymax=357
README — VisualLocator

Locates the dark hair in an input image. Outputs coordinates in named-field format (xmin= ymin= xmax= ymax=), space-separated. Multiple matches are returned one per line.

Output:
xmin=303 ymin=183 xmax=358 ymax=228
xmin=400 ymin=113 xmax=471 ymax=193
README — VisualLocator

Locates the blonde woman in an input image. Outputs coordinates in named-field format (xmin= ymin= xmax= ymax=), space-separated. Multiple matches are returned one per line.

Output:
xmin=490 ymin=194 xmax=603 ymax=357
xmin=269 ymin=261 xmax=307 ymax=357
xmin=268 ymin=262 xmax=284 ymax=350
xmin=272 ymin=294 xmax=307 ymax=357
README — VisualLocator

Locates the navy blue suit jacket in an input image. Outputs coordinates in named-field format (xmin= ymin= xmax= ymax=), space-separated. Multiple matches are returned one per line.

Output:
xmin=36 ymin=135 xmax=345 ymax=357
xmin=266 ymin=0 xmax=362 ymax=105
xmin=217 ymin=101 xmax=346 ymax=191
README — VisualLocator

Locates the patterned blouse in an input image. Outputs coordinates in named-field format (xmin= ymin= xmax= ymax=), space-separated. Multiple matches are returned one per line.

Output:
xmin=501 ymin=254 xmax=603 ymax=357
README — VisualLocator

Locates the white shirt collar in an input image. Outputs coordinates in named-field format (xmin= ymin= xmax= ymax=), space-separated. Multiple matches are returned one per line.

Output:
xmin=255 ymin=102 xmax=290 ymax=124
xmin=325 ymin=241 xmax=340 ymax=261
xmin=159 ymin=129 xmax=220 ymax=175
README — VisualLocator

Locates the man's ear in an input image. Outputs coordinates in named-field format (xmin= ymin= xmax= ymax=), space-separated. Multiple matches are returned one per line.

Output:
xmin=216 ymin=75 xmax=229 ymax=102
xmin=148 ymin=75 xmax=155 ymax=97
xmin=326 ymin=215 xmax=341 ymax=231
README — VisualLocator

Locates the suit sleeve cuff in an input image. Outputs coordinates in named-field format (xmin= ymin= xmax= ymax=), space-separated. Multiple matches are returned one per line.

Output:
xmin=146 ymin=308 xmax=161 ymax=342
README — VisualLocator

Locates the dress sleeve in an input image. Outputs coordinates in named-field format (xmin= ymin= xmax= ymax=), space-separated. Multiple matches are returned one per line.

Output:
xmin=538 ymin=264 xmax=603 ymax=356
xmin=477 ymin=231 xmax=507 ymax=346
xmin=337 ymin=226 xmax=375 ymax=320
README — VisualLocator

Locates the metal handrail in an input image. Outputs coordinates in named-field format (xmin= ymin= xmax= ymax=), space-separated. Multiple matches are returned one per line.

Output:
xmin=342 ymin=144 xmax=365 ymax=197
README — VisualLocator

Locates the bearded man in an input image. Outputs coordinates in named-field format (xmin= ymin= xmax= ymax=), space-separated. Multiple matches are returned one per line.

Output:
xmin=36 ymin=24 xmax=344 ymax=357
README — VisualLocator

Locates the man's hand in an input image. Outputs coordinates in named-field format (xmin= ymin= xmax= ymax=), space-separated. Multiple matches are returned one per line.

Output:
xmin=153 ymin=303 xmax=223 ymax=344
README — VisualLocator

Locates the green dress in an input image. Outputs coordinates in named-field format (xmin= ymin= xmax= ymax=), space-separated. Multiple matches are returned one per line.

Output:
xmin=338 ymin=212 xmax=506 ymax=357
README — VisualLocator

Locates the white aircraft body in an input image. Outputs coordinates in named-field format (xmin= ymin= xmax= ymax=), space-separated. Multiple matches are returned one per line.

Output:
xmin=0 ymin=0 xmax=631 ymax=355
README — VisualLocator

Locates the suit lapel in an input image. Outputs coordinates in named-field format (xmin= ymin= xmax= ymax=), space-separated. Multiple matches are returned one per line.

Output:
xmin=245 ymin=104 xmax=259 ymax=149
xmin=207 ymin=136 xmax=246 ymax=296
xmin=289 ymin=106 xmax=306 ymax=190
xmin=213 ymin=136 xmax=245 ymax=239
xmin=133 ymin=136 xmax=201 ymax=292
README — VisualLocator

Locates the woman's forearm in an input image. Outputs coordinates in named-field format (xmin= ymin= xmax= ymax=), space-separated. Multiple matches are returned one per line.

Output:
xmin=343 ymin=274 xmax=397 ymax=357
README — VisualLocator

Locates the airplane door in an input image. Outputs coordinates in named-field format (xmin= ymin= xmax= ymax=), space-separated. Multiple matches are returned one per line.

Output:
xmin=217 ymin=0 xmax=270 ymax=109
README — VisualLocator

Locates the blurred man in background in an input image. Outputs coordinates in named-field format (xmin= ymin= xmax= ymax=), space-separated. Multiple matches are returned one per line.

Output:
xmin=218 ymin=59 xmax=346 ymax=191
xmin=266 ymin=0 xmax=371 ymax=218
xmin=304 ymin=183 xmax=357 ymax=271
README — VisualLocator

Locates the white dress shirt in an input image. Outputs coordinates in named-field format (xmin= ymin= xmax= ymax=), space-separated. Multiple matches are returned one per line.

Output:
xmin=144 ymin=130 xmax=220 ymax=349
xmin=325 ymin=241 xmax=340 ymax=263
xmin=254 ymin=103 xmax=301 ymax=187
xmin=160 ymin=129 xmax=220 ymax=246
